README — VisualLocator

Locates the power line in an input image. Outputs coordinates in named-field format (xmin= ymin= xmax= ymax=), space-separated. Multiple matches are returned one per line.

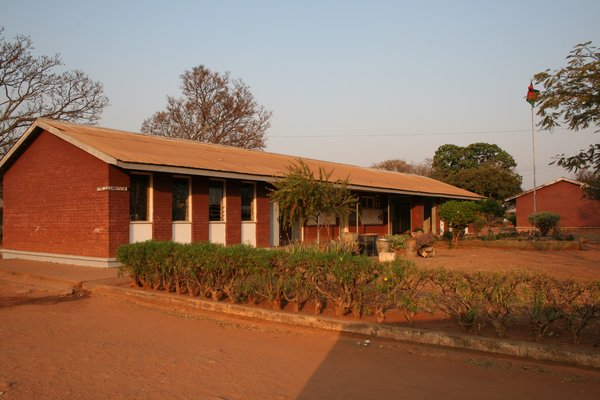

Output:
xmin=269 ymin=128 xmax=568 ymax=139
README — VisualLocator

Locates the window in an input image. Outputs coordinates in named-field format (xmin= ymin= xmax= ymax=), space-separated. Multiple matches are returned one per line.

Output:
xmin=360 ymin=196 xmax=375 ymax=209
xmin=209 ymin=180 xmax=225 ymax=221
xmin=172 ymin=177 xmax=190 ymax=221
xmin=130 ymin=174 xmax=150 ymax=221
xmin=241 ymin=182 xmax=255 ymax=221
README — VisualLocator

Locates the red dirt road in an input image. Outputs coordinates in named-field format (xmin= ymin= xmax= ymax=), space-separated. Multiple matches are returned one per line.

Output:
xmin=1 ymin=274 xmax=600 ymax=400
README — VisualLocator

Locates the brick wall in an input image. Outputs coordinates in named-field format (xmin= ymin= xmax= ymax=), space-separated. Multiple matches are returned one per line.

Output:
xmin=516 ymin=180 xmax=600 ymax=228
xmin=152 ymin=173 xmax=172 ymax=241
xmin=107 ymin=166 xmax=130 ymax=257
xmin=411 ymin=198 xmax=424 ymax=231
xmin=226 ymin=180 xmax=241 ymax=244
xmin=191 ymin=176 xmax=209 ymax=242
xmin=256 ymin=183 xmax=271 ymax=247
xmin=3 ymin=131 xmax=114 ymax=258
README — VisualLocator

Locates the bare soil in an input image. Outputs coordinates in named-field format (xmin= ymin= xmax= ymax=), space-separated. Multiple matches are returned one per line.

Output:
xmin=1 ymin=245 xmax=600 ymax=399
xmin=409 ymin=242 xmax=600 ymax=281
xmin=1 ymin=274 xmax=600 ymax=400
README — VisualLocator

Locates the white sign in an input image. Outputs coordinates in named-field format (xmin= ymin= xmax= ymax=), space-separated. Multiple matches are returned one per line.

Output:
xmin=97 ymin=186 xmax=128 ymax=192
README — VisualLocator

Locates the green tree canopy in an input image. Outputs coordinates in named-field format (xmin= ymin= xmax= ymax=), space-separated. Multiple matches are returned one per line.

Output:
xmin=478 ymin=199 xmax=505 ymax=236
xmin=534 ymin=41 xmax=600 ymax=198
xmin=431 ymin=143 xmax=522 ymax=200
xmin=438 ymin=200 xmax=480 ymax=246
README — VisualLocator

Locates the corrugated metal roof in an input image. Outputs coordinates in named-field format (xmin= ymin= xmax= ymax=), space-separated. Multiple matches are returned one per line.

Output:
xmin=7 ymin=119 xmax=483 ymax=200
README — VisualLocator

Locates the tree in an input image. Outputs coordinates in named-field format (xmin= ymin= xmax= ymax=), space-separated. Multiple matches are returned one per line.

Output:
xmin=528 ymin=212 xmax=561 ymax=237
xmin=447 ymin=166 xmax=523 ymax=201
xmin=575 ymin=168 xmax=600 ymax=199
xmin=269 ymin=159 xmax=357 ymax=244
xmin=478 ymin=199 xmax=505 ymax=237
xmin=431 ymin=143 xmax=522 ymax=200
xmin=371 ymin=158 xmax=433 ymax=176
xmin=0 ymin=27 xmax=109 ymax=156
xmin=141 ymin=65 xmax=271 ymax=150
xmin=534 ymin=41 xmax=600 ymax=198
xmin=438 ymin=200 xmax=479 ymax=247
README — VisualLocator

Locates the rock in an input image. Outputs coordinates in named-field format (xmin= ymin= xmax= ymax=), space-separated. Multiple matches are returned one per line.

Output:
xmin=418 ymin=246 xmax=436 ymax=258
xmin=378 ymin=251 xmax=396 ymax=262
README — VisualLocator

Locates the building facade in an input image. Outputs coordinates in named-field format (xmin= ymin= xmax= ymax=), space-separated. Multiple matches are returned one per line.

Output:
xmin=0 ymin=119 xmax=481 ymax=267
xmin=507 ymin=178 xmax=600 ymax=233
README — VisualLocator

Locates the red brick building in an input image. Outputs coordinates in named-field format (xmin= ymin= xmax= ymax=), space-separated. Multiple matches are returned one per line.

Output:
xmin=507 ymin=178 xmax=600 ymax=233
xmin=0 ymin=119 xmax=481 ymax=267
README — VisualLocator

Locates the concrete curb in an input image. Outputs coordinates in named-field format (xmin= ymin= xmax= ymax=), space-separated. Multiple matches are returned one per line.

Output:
xmin=91 ymin=284 xmax=600 ymax=369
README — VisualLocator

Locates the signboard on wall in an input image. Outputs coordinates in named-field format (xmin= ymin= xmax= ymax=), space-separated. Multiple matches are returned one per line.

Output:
xmin=361 ymin=208 xmax=384 ymax=225
xmin=306 ymin=213 xmax=337 ymax=226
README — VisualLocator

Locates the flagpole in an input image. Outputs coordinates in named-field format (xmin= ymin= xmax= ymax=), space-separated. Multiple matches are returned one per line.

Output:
xmin=531 ymin=105 xmax=537 ymax=214
xmin=527 ymin=81 xmax=539 ymax=237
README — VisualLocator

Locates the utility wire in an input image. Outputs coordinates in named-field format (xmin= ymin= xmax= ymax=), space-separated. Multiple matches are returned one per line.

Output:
xmin=269 ymin=128 xmax=568 ymax=138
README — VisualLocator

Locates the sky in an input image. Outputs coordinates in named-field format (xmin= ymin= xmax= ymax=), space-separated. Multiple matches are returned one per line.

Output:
xmin=3 ymin=0 xmax=599 ymax=190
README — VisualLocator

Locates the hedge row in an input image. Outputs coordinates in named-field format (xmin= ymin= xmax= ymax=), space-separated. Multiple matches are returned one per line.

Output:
xmin=117 ymin=241 xmax=600 ymax=344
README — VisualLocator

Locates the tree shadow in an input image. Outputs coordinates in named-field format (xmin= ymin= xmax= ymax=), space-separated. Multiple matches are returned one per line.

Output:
xmin=0 ymin=288 xmax=90 ymax=309
xmin=294 ymin=325 xmax=598 ymax=400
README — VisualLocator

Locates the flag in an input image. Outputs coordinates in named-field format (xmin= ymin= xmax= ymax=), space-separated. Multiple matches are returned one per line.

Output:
xmin=526 ymin=82 xmax=539 ymax=106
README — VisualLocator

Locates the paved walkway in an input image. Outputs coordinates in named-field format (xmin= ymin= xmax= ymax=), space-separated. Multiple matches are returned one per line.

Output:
xmin=0 ymin=258 xmax=127 ymax=288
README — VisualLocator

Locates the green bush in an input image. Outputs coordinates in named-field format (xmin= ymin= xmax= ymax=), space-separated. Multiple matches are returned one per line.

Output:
xmin=506 ymin=213 xmax=517 ymax=226
xmin=528 ymin=212 xmax=561 ymax=237
xmin=117 ymin=241 xmax=600 ymax=344
xmin=438 ymin=201 xmax=480 ymax=246
xmin=388 ymin=234 xmax=410 ymax=250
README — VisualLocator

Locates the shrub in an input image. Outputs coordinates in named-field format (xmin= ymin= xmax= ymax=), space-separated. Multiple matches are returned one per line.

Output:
xmin=388 ymin=234 xmax=410 ymax=250
xmin=528 ymin=212 xmax=561 ymax=237
xmin=286 ymin=247 xmax=328 ymax=313
xmin=311 ymin=251 xmax=376 ymax=317
xmin=468 ymin=271 xmax=526 ymax=337
xmin=438 ymin=201 xmax=480 ymax=246
xmin=522 ymin=274 xmax=563 ymax=341
xmin=252 ymin=249 xmax=288 ymax=309
xmin=414 ymin=232 xmax=436 ymax=249
xmin=441 ymin=231 xmax=453 ymax=242
xmin=428 ymin=268 xmax=483 ymax=331
xmin=116 ymin=240 xmax=600 ymax=344
xmin=506 ymin=213 xmax=517 ymax=226
xmin=363 ymin=259 xmax=420 ymax=323
xmin=553 ymin=280 xmax=600 ymax=344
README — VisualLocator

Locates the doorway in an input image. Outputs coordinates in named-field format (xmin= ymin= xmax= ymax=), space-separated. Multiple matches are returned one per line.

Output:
xmin=391 ymin=197 xmax=411 ymax=234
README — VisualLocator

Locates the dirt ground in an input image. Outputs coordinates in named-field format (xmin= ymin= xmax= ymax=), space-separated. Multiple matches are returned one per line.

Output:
xmin=2 ymin=254 xmax=600 ymax=399
xmin=410 ymin=243 xmax=600 ymax=280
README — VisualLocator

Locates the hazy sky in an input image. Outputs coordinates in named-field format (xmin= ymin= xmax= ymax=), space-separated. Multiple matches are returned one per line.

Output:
xmin=3 ymin=0 xmax=599 ymax=190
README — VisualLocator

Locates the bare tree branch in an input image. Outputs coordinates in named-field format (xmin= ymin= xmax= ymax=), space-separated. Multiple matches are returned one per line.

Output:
xmin=141 ymin=65 xmax=271 ymax=150
xmin=0 ymin=27 xmax=109 ymax=155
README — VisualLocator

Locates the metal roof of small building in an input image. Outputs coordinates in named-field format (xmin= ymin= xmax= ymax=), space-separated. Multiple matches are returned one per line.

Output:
xmin=1 ymin=118 xmax=483 ymax=200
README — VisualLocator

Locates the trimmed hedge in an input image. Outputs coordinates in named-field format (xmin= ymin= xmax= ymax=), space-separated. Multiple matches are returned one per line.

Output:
xmin=117 ymin=241 xmax=600 ymax=344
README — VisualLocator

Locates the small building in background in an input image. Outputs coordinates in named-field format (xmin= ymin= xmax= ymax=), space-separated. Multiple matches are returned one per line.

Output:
xmin=505 ymin=177 xmax=600 ymax=236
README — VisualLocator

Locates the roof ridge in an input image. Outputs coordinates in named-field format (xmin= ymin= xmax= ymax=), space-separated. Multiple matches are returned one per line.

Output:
xmin=14 ymin=118 xmax=482 ymax=200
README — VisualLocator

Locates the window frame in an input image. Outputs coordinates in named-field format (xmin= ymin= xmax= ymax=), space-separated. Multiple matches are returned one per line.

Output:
xmin=240 ymin=181 xmax=256 ymax=222
xmin=172 ymin=176 xmax=191 ymax=222
xmin=209 ymin=179 xmax=226 ymax=222
xmin=129 ymin=173 xmax=153 ymax=222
